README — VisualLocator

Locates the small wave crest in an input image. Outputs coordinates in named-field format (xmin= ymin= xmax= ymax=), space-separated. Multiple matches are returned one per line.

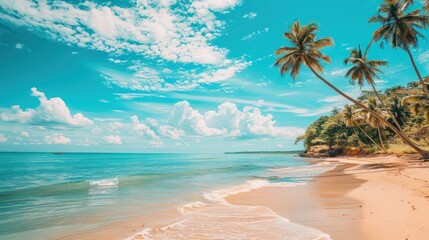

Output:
xmin=88 ymin=178 xmax=119 ymax=188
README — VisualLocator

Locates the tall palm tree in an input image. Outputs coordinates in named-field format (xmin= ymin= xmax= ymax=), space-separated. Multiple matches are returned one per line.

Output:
xmin=360 ymin=98 xmax=390 ymax=152
xmin=369 ymin=0 xmax=429 ymax=98
xmin=341 ymin=104 xmax=383 ymax=150
xmin=274 ymin=21 xmax=429 ymax=159
xmin=344 ymin=45 xmax=405 ymax=131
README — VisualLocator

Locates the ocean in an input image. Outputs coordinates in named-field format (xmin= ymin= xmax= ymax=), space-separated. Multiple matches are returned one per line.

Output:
xmin=0 ymin=152 xmax=334 ymax=240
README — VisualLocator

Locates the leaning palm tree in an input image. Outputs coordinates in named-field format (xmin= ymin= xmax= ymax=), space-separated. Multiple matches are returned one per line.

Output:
xmin=274 ymin=21 xmax=429 ymax=159
xmin=369 ymin=0 xmax=429 ymax=98
xmin=344 ymin=45 xmax=405 ymax=131
xmin=360 ymin=98 xmax=390 ymax=152
xmin=341 ymin=104 xmax=383 ymax=150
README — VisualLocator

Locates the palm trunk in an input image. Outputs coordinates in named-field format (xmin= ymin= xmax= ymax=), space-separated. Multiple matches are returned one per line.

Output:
xmin=306 ymin=62 xmax=429 ymax=159
xmin=370 ymin=83 xmax=403 ymax=132
xmin=356 ymin=124 xmax=384 ymax=151
xmin=377 ymin=126 xmax=387 ymax=153
xmin=404 ymin=45 xmax=429 ymax=98
xmin=351 ymin=126 xmax=362 ymax=146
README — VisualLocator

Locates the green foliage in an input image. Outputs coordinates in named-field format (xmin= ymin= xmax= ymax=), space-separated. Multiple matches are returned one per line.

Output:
xmin=296 ymin=82 xmax=429 ymax=151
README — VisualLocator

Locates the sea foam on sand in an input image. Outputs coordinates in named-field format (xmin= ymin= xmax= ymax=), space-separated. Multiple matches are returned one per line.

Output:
xmin=127 ymin=163 xmax=336 ymax=240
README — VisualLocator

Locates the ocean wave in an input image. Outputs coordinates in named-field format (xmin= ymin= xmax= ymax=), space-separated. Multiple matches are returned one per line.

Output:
xmin=126 ymin=163 xmax=335 ymax=240
xmin=268 ymin=162 xmax=337 ymax=181
xmin=88 ymin=178 xmax=119 ymax=188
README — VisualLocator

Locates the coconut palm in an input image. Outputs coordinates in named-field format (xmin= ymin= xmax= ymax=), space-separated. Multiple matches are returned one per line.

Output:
xmin=369 ymin=0 xmax=429 ymax=98
xmin=341 ymin=104 xmax=383 ymax=150
xmin=344 ymin=45 xmax=405 ymax=132
xmin=274 ymin=21 xmax=429 ymax=159
xmin=360 ymin=98 xmax=391 ymax=152
xmin=390 ymin=96 xmax=408 ymax=126
xmin=402 ymin=94 xmax=429 ymax=121
xmin=405 ymin=0 xmax=429 ymax=12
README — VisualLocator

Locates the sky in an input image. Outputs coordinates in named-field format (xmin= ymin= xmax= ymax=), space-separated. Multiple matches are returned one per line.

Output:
xmin=0 ymin=0 xmax=428 ymax=153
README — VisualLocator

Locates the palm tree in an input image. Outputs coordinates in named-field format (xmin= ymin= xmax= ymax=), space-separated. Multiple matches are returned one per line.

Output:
xmin=390 ymin=96 xmax=408 ymax=126
xmin=405 ymin=0 xmax=429 ymax=12
xmin=274 ymin=21 xmax=429 ymax=159
xmin=402 ymin=94 xmax=429 ymax=121
xmin=369 ymin=0 xmax=429 ymax=98
xmin=344 ymin=45 xmax=404 ymax=132
xmin=360 ymin=98 xmax=390 ymax=152
xmin=341 ymin=104 xmax=383 ymax=150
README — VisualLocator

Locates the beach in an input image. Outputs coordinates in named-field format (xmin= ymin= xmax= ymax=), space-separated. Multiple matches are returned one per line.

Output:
xmin=228 ymin=154 xmax=429 ymax=240
xmin=4 ymin=153 xmax=429 ymax=240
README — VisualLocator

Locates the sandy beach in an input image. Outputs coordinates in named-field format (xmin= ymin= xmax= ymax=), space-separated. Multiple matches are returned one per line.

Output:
xmin=56 ymin=154 xmax=429 ymax=240
xmin=227 ymin=155 xmax=429 ymax=240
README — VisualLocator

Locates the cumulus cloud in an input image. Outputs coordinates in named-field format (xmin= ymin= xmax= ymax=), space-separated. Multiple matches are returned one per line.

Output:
xmin=130 ymin=116 xmax=159 ymax=140
xmin=44 ymin=133 xmax=71 ymax=144
xmin=169 ymin=101 xmax=227 ymax=136
xmin=169 ymin=101 xmax=305 ymax=138
xmin=0 ymin=88 xmax=93 ymax=127
xmin=103 ymin=135 xmax=122 ymax=144
xmin=0 ymin=0 xmax=239 ymax=65
xmin=0 ymin=134 xmax=7 ymax=142
xmin=21 ymin=131 xmax=30 ymax=138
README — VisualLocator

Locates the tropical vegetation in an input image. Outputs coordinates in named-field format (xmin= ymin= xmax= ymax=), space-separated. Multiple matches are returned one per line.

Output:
xmin=274 ymin=0 xmax=429 ymax=159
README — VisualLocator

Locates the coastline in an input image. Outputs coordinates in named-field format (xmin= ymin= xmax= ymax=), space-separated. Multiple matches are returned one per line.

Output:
xmin=228 ymin=154 xmax=429 ymax=240
xmin=55 ymin=154 xmax=429 ymax=240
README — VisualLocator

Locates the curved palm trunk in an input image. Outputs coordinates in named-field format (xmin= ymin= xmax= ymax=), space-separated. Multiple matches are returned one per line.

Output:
xmin=370 ymin=83 xmax=403 ymax=132
xmin=356 ymin=124 xmax=384 ymax=151
xmin=306 ymin=61 xmax=429 ymax=159
xmin=377 ymin=126 xmax=387 ymax=153
xmin=404 ymin=45 xmax=429 ymax=98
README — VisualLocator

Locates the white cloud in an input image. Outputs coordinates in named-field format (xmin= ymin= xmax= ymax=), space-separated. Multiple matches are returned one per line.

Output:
xmin=168 ymin=101 xmax=305 ymax=139
xmin=15 ymin=43 xmax=24 ymax=49
xmin=0 ymin=88 xmax=93 ymax=127
xmin=150 ymin=140 xmax=165 ymax=148
xmin=241 ymin=27 xmax=269 ymax=41
xmin=329 ymin=68 xmax=348 ymax=76
xmin=243 ymin=12 xmax=257 ymax=19
xmin=99 ymin=59 xmax=250 ymax=92
xmin=21 ymin=131 xmax=29 ymax=138
xmin=130 ymin=116 xmax=159 ymax=140
xmin=169 ymin=101 xmax=227 ymax=136
xmin=103 ymin=135 xmax=122 ymax=145
xmin=44 ymin=133 xmax=71 ymax=144
xmin=0 ymin=134 xmax=7 ymax=142
xmin=418 ymin=50 xmax=429 ymax=71
xmin=0 ymin=0 xmax=240 ymax=65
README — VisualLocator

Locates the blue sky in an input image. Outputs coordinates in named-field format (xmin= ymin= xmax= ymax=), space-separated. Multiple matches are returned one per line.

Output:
xmin=0 ymin=0 xmax=428 ymax=153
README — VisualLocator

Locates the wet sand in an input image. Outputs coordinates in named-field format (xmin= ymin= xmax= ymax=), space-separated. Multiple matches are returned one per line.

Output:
xmin=227 ymin=163 xmax=366 ymax=240
xmin=57 ymin=155 xmax=429 ymax=240
xmin=228 ymin=155 xmax=429 ymax=240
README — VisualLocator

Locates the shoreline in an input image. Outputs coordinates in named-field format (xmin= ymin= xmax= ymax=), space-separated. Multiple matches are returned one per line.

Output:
xmin=56 ymin=154 xmax=429 ymax=240
xmin=228 ymin=154 xmax=429 ymax=239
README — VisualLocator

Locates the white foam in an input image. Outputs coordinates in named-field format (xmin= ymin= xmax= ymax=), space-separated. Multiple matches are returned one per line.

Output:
xmin=88 ymin=178 xmax=119 ymax=188
xmin=125 ymin=163 xmax=336 ymax=240
xmin=177 ymin=201 xmax=210 ymax=214
xmin=203 ymin=179 xmax=300 ymax=205
xmin=269 ymin=162 xmax=337 ymax=181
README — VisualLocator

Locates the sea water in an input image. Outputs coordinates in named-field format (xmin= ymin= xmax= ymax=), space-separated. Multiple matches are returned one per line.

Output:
xmin=0 ymin=152 xmax=334 ymax=240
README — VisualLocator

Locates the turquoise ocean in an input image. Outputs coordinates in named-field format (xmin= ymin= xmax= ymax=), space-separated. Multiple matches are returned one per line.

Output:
xmin=0 ymin=152 xmax=335 ymax=240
